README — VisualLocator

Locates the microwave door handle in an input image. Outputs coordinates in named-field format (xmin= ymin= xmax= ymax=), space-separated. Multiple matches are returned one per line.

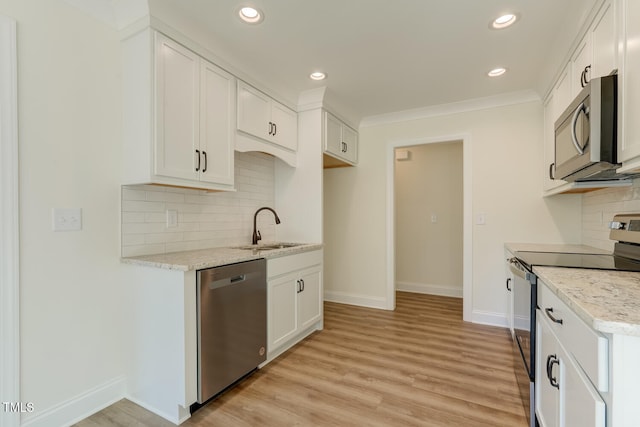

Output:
xmin=571 ymin=102 xmax=588 ymax=155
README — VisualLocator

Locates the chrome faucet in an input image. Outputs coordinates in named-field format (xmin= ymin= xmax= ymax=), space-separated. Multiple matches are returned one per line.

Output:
xmin=252 ymin=207 xmax=281 ymax=245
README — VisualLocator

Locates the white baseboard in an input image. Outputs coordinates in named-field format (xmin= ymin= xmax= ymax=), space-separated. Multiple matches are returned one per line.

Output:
xmin=20 ymin=376 xmax=126 ymax=427
xmin=124 ymin=394 xmax=191 ymax=425
xmin=324 ymin=290 xmax=389 ymax=310
xmin=471 ymin=309 xmax=509 ymax=328
xmin=396 ymin=281 xmax=463 ymax=298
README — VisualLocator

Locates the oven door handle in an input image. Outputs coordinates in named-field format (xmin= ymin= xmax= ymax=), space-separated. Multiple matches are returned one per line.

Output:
xmin=508 ymin=257 xmax=537 ymax=283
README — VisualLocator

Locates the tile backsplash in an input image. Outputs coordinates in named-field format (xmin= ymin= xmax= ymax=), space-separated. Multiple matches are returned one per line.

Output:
xmin=121 ymin=151 xmax=277 ymax=257
xmin=582 ymin=179 xmax=640 ymax=251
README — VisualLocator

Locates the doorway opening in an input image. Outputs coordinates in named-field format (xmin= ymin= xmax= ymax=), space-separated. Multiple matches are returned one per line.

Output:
xmin=386 ymin=135 xmax=472 ymax=321
xmin=394 ymin=141 xmax=463 ymax=296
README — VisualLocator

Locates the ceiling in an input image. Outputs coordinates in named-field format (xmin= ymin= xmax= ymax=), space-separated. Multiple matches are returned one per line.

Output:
xmin=76 ymin=0 xmax=597 ymax=122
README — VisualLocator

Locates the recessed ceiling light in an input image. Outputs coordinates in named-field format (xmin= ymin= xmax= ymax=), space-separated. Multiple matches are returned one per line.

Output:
xmin=491 ymin=13 xmax=518 ymax=29
xmin=238 ymin=6 xmax=264 ymax=24
xmin=310 ymin=72 xmax=326 ymax=81
xmin=488 ymin=67 xmax=507 ymax=77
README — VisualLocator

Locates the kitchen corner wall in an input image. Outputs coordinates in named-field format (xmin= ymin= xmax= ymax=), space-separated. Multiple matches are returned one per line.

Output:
xmin=122 ymin=151 xmax=276 ymax=257
xmin=582 ymin=179 xmax=640 ymax=251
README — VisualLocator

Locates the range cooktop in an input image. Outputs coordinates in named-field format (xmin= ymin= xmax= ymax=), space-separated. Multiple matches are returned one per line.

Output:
xmin=514 ymin=251 xmax=640 ymax=272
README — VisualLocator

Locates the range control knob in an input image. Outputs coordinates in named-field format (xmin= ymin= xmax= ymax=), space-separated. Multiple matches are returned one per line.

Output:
xmin=609 ymin=221 xmax=626 ymax=230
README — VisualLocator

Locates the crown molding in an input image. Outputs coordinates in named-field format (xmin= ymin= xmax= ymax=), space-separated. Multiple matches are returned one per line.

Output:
xmin=360 ymin=89 xmax=541 ymax=128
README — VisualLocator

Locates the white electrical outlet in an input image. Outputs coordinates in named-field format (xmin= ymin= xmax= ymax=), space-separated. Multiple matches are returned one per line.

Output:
xmin=52 ymin=208 xmax=82 ymax=231
xmin=431 ymin=214 xmax=437 ymax=223
xmin=166 ymin=209 xmax=178 ymax=228
xmin=476 ymin=213 xmax=486 ymax=225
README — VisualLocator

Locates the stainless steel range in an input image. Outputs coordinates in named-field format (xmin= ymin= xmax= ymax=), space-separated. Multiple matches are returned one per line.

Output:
xmin=509 ymin=213 xmax=640 ymax=427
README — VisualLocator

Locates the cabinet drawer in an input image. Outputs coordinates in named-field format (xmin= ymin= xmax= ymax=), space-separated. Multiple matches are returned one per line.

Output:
xmin=267 ymin=250 xmax=322 ymax=279
xmin=539 ymin=282 xmax=608 ymax=391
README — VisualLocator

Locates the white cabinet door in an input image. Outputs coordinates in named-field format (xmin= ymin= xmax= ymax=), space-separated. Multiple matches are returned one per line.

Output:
xmin=237 ymin=81 xmax=271 ymax=141
xmin=341 ymin=124 xmax=358 ymax=164
xmin=154 ymin=33 xmax=200 ymax=181
xmin=199 ymin=60 xmax=235 ymax=186
xmin=619 ymin=0 xmax=640 ymax=165
xmin=562 ymin=345 xmax=606 ymax=427
xmin=591 ymin=0 xmax=616 ymax=79
xmin=270 ymin=100 xmax=298 ymax=151
xmin=297 ymin=267 xmax=322 ymax=331
xmin=554 ymin=64 xmax=573 ymax=123
xmin=537 ymin=315 xmax=560 ymax=427
xmin=237 ymin=81 xmax=298 ymax=152
xmin=571 ymin=35 xmax=592 ymax=97
xmin=268 ymin=274 xmax=298 ymax=351
xmin=324 ymin=111 xmax=343 ymax=156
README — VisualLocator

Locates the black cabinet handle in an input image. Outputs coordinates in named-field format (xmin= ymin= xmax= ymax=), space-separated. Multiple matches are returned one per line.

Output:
xmin=546 ymin=354 xmax=560 ymax=389
xmin=268 ymin=121 xmax=273 ymax=136
xmin=506 ymin=278 xmax=512 ymax=291
xmin=296 ymin=280 xmax=301 ymax=294
xmin=581 ymin=65 xmax=591 ymax=88
xmin=549 ymin=163 xmax=555 ymax=180
xmin=273 ymin=123 xmax=277 ymax=136
xmin=300 ymin=279 xmax=305 ymax=292
xmin=545 ymin=307 xmax=563 ymax=324
xmin=202 ymin=151 xmax=207 ymax=173
xmin=195 ymin=149 xmax=201 ymax=172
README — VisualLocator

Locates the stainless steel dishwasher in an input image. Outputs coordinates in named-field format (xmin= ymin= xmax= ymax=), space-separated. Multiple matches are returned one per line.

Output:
xmin=196 ymin=258 xmax=267 ymax=403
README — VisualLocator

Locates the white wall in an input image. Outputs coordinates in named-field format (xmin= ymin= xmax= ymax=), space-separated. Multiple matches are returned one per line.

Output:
xmin=2 ymin=1 xmax=127 ymax=425
xmin=324 ymin=100 xmax=583 ymax=324
xmin=122 ymin=152 xmax=277 ymax=257
xmin=395 ymin=142 xmax=463 ymax=297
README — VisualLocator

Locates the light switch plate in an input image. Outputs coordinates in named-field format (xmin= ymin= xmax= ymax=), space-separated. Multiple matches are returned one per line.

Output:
xmin=52 ymin=208 xmax=82 ymax=231
xmin=476 ymin=213 xmax=486 ymax=225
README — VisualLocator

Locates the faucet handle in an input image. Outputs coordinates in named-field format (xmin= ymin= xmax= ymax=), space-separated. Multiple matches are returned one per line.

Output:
xmin=256 ymin=230 xmax=261 ymax=243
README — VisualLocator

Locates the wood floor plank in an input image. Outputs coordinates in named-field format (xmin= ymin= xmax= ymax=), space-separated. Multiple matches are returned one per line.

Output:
xmin=75 ymin=292 xmax=527 ymax=427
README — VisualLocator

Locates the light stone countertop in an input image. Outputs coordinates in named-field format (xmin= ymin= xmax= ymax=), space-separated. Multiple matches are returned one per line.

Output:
xmin=505 ymin=242 xmax=610 ymax=255
xmin=121 ymin=243 xmax=323 ymax=271
xmin=534 ymin=266 xmax=640 ymax=337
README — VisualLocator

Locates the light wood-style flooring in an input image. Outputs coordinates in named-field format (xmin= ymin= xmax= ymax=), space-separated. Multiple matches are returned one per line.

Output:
xmin=75 ymin=292 xmax=527 ymax=426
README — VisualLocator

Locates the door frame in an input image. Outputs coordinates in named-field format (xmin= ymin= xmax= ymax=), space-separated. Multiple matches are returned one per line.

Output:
xmin=0 ymin=14 xmax=20 ymax=427
xmin=386 ymin=134 xmax=472 ymax=321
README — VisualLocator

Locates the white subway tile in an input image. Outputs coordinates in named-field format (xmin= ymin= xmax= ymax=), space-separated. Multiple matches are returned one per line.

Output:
xmin=145 ymin=232 xmax=184 ymax=245
xmin=121 ymin=152 xmax=275 ymax=256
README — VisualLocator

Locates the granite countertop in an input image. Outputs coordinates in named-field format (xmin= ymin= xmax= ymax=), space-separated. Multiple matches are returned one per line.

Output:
xmin=505 ymin=242 xmax=610 ymax=255
xmin=121 ymin=242 xmax=323 ymax=271
xmin=534 ymin=266 xmax=640 ymax=337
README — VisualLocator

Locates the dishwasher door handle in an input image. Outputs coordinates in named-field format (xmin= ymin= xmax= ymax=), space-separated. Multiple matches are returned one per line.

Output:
xmin=208 ymin=275 xmax=247 ymax=290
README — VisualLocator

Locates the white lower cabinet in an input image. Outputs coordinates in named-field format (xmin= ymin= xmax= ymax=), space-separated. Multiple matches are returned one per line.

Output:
xmin=536 ymin=279 xmax=608 ymax=427
xmin=267 ymin=250 xmax=323 ymax=359
xmin=536 ymin=313 xmax=606 ymax=427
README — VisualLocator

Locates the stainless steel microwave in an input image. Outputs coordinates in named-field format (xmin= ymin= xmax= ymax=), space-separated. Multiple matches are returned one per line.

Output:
xmin=553 ymin=74 xmax=618 ymax=182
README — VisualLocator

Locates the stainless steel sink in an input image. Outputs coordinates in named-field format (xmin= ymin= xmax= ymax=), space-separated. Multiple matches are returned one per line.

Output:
xmin=235 ymin=243 xmax=303 ymax=251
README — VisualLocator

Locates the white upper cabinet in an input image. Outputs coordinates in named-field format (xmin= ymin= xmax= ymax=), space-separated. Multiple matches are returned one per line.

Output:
xmin=237 ymin=81 xmax=298 ymax=153
xmin=323 ymin=111 xmax=358 ymax=167
xmin=617 ymin=0 xmax=640 ymax=169
xmin=591 ymin=1 xmax=617 ymax=79
xmin=556 ymin=0 xmax=617 ymax=113
xmin=122 ymin=29 xmax=235 ymax=191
